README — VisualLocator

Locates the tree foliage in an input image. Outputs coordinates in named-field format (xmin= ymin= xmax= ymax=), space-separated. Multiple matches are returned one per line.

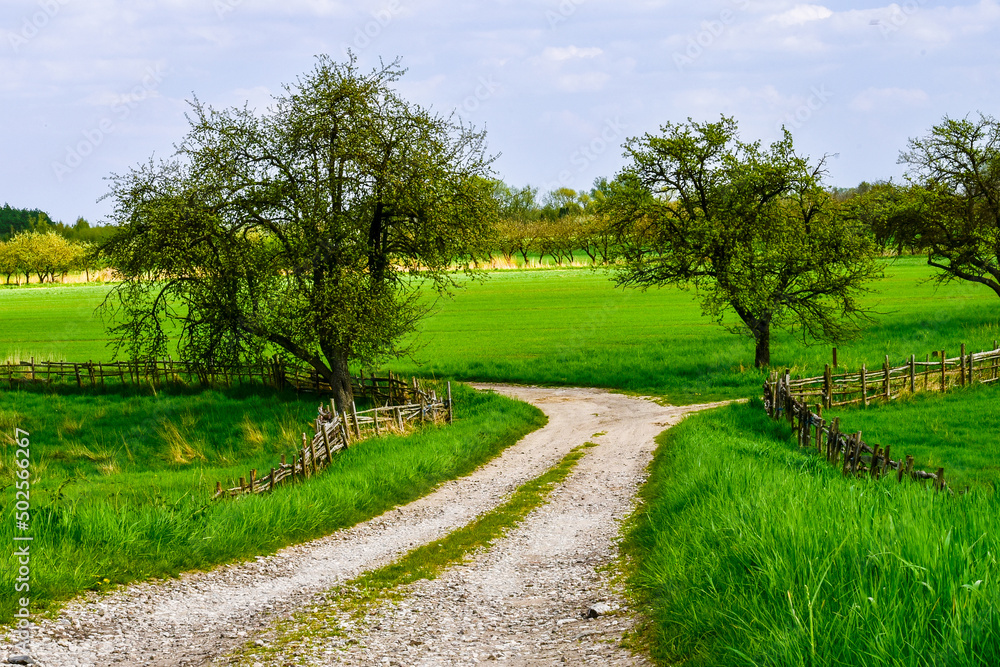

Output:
xmin=0 ymin=232 xmax=89 ymax=285
xmin=601 ymin=116 xmax=881 ymax=368
xmin=99 ymin=55 xmax=497 ymax=409
xmin=888 ymin=113 xmax=1000 ymax=297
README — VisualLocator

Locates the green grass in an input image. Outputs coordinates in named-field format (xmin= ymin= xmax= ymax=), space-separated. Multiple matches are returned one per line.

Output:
xmin=228 ymin=442 xmax=594 ymax=666
xmin=626 ymin=400 xmax=1000 ymax=666
xmin=2 ymin=257 xmax=998 ymax=403
xmin=823 ymin=384 xmax=1000 ymax=488
xmin=0 ymin=383 xmax=546 ymax=624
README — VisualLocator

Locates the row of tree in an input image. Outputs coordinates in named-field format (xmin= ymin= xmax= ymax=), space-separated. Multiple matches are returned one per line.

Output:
xmin=50 ymin=54 xmax=1000 ymax=410
xmin=0 ymin=232 xmax=102 ymax=285
xmin=1 ymin=204 xmax=117 ymax=244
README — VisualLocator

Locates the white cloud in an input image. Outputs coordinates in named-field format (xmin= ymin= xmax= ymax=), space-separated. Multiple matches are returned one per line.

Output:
xmin=850 ymin=87 xmax=929 ymax=112
xmin=768 ymin=4 xmax=833 ymax=27
xmin=542 ymin=46 xmax=603 ymax=62
xmin=555 ymin=72 xmax=611 ymax=93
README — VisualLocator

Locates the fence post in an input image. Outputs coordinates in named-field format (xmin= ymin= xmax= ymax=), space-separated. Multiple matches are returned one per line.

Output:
xmin=447 ymin=382 xmax=454 ymax=424
xmin=850 ymin=432 xmax=863 ymax=475
xmin=823 ymin=365 xmax=831 ymax=408
xmin=340 ymin=411 xmax=351 ymax=445
xmin=320 ymin=422 xmax=332 ymax=460
xmin=351 ymin=401 xmax=361 ymax=439
xmin=301 ymin=434 xmax=310 ymax=477
xmin=940 ymin=350 xmax=947 ymax=392
xmin=883 ymin=355 xmax=890 ymax=400
xmin=841 ymin=433 xmax=853 ymax=475
xmin=960 ymin=343 xmax=966 ymax=386
xmin=395 ymin=406 xmax=404 ymax=431
xmin=861 ymin=363 xmax=868 ymax=407
xmin=935 ymin=467 xmax=946 ymax=492
xmin=909 ymin=354 xmax=916 ymax=394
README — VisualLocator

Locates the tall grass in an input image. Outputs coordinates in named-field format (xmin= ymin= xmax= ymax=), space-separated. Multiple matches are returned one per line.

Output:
xmin=626 ymin=400 xmax=1000 ymax=666
xmin=0 ymin=383 xmax=546 ymax=624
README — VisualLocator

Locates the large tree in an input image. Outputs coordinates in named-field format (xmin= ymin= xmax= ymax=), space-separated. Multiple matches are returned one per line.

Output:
xmin=99 ymin=55 xmax=497 ymax=410
xmin=888 ymin=113 xmax=1000 ymax=297
xmin=602 ymin=116 xmax=881 ymax=368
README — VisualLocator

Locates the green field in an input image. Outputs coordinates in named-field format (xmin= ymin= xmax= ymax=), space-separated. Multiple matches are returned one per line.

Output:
xmin=2 ymin=257 xmax=998 ymax=404
xmin=0 ymin=383 xmax=545 ymax=623
xmin=824 ymin=384 xmax=1000 ymax=488
xmin=626 ymin=400 xmax=1000 ymax=666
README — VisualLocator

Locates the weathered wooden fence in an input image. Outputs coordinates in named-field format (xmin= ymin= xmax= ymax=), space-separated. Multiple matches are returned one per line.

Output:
xmin=761 ymin=342 xmax=1000 ymax=494
xmin=765 ymin=372 xmax=947 ymax=490
xmin=213 ymin=380 xmax=455 ymax=499
xmin=0 ymin=356 xmax=426 ymax=404
xmin=787 ymin=342 xmax=1000 ymax=409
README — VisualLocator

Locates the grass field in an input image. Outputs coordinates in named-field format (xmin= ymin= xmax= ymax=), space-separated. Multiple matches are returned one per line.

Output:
xmin=626 ymin=400 xmax=1000 ymax=666
xmin=3 ymin=257 xmax=998 ymax=404
xmin=824 ymin=384 xmax=1000 ymax=488
xmin=0 ymin=383 xmax=545 ymax=624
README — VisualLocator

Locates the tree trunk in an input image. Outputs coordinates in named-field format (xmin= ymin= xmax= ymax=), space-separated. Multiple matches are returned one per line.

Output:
xmin=319 ymin=345 xmax=354 ymax=413
xmin=753 ymin=320 xmax=771 ymax=368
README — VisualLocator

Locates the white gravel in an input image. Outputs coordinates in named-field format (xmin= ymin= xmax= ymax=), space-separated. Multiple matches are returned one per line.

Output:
xmin=2 ymin=385 xmax=728 ymax=667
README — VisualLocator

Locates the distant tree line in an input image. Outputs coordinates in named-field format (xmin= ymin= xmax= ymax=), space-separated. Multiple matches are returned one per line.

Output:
xmin=490 ymin=181 xmax=614 ymax=265
xmin=0 ymin=203 xmax=117 ymax=244
xmin=0 ymin=204 xmax=114 ymax=285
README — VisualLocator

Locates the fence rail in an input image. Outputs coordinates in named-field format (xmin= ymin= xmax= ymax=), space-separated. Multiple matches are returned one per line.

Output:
xmin=213 ymin=381 xmax=454 ymax=499
xmin=0 ymin=356 xmax=430 ymax=405
xmin=786 ymin=342 xmax=1000 ymax=409
xmin=764 ymin=372 xmax=947 ymax=491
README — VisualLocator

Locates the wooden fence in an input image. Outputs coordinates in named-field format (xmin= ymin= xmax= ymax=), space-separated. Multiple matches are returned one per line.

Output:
xmin=760 ymin=341 xmax=1000 ymax=493
xmin=213 ymin=381 xmax=455 ymax=499
xmin=0 ymin=356 xmax=428 ymax=405
xmin=786 ymin=342 xmax=1000 ymax=409
xmin=764 ymin=372 xmax=948 ymax=491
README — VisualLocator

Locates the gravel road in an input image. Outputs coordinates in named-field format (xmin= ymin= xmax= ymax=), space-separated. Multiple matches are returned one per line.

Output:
xmin=2 ymin=385 xmax=728 ymax=667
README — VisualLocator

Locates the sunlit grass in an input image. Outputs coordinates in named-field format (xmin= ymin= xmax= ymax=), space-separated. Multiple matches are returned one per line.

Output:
xmin=626 ymin=400 xmax=1000 ymax=666
xmin=0 ymin=383 xmax=546 ymax=625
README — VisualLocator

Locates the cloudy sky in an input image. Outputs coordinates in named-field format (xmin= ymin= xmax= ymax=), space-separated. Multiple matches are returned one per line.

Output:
xmin=2 ymin=0 xmax=999 ymax=224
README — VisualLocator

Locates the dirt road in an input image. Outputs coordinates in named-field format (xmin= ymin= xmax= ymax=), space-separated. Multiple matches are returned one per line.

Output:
xmin=2 ymin=385 xmax=727 ymax=666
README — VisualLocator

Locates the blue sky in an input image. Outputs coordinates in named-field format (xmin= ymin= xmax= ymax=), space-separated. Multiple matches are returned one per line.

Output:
xmin=2 ymin=0 xmax=999 ymax=224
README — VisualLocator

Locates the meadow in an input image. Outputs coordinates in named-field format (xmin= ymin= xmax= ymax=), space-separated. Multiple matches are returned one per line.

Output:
xmin=626 ymin=400 xmax=1000 ymax=666
xmin=0 ymin=383 xmax=545 ymax=623
xmin=3 ymin=257 xmax=998 ymax=404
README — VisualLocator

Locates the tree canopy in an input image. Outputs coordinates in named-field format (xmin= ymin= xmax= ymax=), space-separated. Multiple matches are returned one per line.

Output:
xmin=601 ymin=116 xmax=881 ymax=368
xmin=885 ymin=113 xmax=1000 ymax=298
xmin=99 ymin=55 xmax=498 ymax=410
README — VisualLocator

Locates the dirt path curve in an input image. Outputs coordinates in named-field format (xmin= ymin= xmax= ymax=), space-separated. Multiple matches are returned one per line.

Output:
xmin=3 ymin=386 xmax=728 ymax=667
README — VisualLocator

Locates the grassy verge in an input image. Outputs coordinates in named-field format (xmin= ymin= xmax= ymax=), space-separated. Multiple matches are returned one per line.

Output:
xmin=228 ymin=442 xmax=596 ymax=666
xmin=626 ymin=400 xmax=1000 ymax=666
xmin=0 ymin=383 xmax=546 ymax=625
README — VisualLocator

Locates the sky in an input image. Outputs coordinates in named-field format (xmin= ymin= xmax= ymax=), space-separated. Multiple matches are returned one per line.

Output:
xmin=2 ymin=0 xmax=999 ymax=225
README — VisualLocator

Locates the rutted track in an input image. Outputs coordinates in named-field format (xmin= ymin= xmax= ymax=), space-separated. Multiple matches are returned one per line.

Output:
xmin=2 ymin=386 xmax=728 ymax=666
